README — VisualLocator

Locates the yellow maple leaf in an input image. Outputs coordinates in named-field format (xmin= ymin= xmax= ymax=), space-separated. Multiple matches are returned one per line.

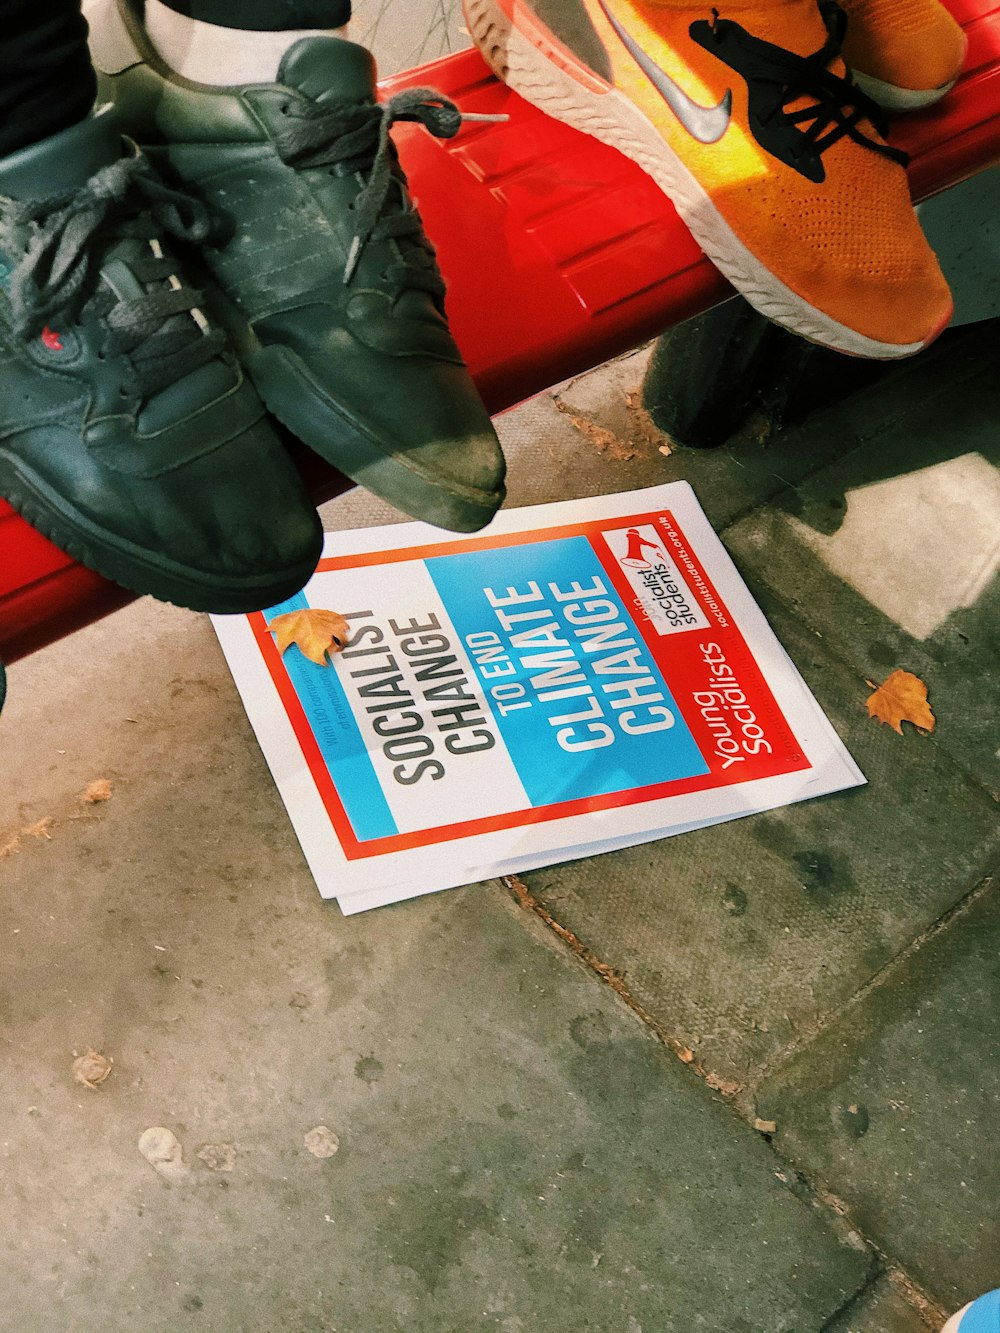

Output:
xmin=865 ymin=669 xmax=935 ymax=735
xmin=267 ymin=609 xmax=350 ymax=666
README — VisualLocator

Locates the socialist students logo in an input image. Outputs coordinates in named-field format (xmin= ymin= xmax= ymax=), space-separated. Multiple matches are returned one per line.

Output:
xmin=604 ymin=523 xmax=710 ymax=635
xmin=620 ymin=526 xmax=669 ymax=570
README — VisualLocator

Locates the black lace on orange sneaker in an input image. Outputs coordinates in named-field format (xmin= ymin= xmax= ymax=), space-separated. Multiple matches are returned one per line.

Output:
xmin=691 ymin=0 xmax=909 ymax=182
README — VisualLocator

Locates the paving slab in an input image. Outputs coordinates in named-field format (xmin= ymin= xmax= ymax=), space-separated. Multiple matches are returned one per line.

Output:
xmin=756 ymin=885 xmax=1000 ymax=1314
xmin=0 ymin=606 xmax=873 ymax=1333
xmin=3 ymin=312 xmax=996 ymax=1330
xmin=723 ymin=343 xmax=1000 ymax=796
xmin=549 ymin=322 xmax=1000 ymax=535
xmin=827 ymin=1279 xmax=931 ymax=1333
xmin=520 ymin=594 xmax=1000 ymax=1087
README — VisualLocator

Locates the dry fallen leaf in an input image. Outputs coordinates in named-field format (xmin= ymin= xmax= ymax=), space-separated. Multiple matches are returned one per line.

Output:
xmin=2 ymin=816 xmax=55 ymax=859
xmin=624 ymin=389 xmax=671 ymax=455
xmin=304 ymin=1125 xmax=340 ymax=1159
xmin=197 ymin=1143 xmax=237 ymax=1172
xmin=704 ymin=1072 xmax=744 ymax=1097
xmin=138 ymin=1126 xmax=189 ymax=1180
xmin=72 ymin=1049 xmax=113 ymax=1088
xmin=553 ymin=399 xmax=637 ymax=461
xmin=676 ymin=1045 xmax=695 ymax=1064
xmin=268 ymin=609 xmax=350 ymax=666
xmin=81 ymin=779 xmax=113 ymax=804
xmin=865 ymin=669 xmax=935 ymax=735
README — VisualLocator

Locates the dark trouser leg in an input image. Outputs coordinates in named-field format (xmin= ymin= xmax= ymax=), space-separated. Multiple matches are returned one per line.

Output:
xmin=0 ymin=0 xmax=97 ymax=159
xmin=154 ymin=0 xmax=352 ymax=28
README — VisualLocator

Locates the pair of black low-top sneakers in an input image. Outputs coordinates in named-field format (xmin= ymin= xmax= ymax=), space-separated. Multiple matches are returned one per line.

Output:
xmin=0 ymin=0 xmax=507 ymax=616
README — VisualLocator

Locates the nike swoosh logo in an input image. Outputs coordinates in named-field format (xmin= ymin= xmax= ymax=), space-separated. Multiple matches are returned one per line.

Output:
xmin=596 ymin=0 xmax=732 ymax=143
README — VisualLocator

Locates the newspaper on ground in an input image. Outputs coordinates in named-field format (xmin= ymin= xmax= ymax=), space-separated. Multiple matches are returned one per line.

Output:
xmin=212 ymin=483 xmax=865 ymax=913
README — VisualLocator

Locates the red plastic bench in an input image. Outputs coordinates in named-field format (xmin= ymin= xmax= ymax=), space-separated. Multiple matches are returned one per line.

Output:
xmin=2 ymin=0 xmax=999 ymax=663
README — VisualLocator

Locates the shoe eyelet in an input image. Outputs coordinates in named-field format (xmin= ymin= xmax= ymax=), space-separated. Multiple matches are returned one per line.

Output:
xmin=279 ymin=103 xmax=290 ymax=115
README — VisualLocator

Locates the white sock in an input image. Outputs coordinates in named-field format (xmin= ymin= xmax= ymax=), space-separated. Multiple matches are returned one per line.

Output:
xmin=144 ymin=0 xmax=350 ymax=85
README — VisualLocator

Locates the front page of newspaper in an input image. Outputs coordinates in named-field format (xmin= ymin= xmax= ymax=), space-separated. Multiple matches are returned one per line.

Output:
xmin=213 ymin=484 xmax=864 ymax=913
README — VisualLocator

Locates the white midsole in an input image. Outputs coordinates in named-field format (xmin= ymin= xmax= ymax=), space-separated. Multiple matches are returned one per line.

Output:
xmin=851 ymin=65 xmax=957 ymax=112
xmin=464 ymin=0 xmax=931 ymax=359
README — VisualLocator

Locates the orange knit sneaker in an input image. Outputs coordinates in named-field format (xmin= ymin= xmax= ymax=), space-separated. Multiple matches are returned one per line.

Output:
xmin=465 ymin=0 xmax=953 ymax=358
xmin=839 ymin=0 xmax=966 ymax=110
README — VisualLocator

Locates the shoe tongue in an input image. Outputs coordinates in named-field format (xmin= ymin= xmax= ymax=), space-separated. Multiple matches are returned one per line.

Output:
xmin=278 ymin=37 xmax=378 ymax=108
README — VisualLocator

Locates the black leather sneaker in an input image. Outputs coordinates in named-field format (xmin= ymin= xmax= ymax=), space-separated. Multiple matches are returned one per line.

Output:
xmin=88 ymin=0 xmax=507 ymax=533
xmin=0 ymin=112 xmax=323 ymax=613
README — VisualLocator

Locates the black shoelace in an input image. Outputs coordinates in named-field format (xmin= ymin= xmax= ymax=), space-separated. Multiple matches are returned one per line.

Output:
xmin=701 ymin=0 xmax=908 ymax=172
xmin=1 ymin=153 xmax=225 ymax=398
xmin=274 ymin=87 xmax=479 ymax=295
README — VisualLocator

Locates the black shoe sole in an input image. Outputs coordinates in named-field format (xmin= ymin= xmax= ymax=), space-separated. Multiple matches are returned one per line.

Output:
xmin=0 ymin=452 xmax=323 ymax=616
xmin=247 ymin=344 xmax=505 ymax=535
